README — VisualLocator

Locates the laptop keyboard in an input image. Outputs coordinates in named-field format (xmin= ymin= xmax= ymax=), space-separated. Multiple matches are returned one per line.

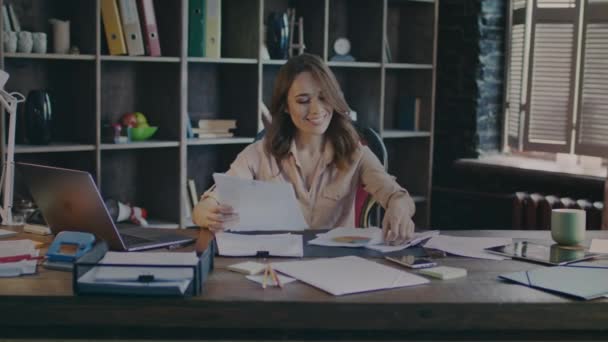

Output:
xmin=121 ymin=234 xmax=153 ymax=246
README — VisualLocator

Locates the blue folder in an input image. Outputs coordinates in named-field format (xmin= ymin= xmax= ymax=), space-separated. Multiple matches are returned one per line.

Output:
xmin=499 ymin=265 xmax=608 ymax=300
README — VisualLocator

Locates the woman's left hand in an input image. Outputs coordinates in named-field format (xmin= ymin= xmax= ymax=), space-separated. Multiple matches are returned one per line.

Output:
xmin=382 ymin=193 xmax=415 ymax=245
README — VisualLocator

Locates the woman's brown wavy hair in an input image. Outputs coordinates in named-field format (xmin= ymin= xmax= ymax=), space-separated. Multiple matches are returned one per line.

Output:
xmin=264 ymin=53 xmax=359 ymax=170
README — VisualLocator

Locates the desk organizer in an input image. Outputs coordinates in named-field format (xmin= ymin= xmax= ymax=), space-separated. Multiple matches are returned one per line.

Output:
xmin=72 ymin=240 xmax=214 ymax=296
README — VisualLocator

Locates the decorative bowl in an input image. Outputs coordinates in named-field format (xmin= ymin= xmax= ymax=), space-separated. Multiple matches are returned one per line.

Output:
xmin=130 ymin=126 xmax=158 ymax=141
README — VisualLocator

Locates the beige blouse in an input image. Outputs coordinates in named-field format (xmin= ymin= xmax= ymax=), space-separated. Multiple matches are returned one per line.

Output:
xmin=202 ymin=139 xmax=415 ymax=229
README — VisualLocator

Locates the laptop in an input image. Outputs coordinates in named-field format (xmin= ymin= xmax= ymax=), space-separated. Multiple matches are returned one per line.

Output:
xmin=18 ymin=162 xmax=194 ymax=251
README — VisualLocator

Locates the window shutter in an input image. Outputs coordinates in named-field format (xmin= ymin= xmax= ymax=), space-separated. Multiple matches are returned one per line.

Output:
xmin=575 ymin=0 xmax=608 ymax=157
xmin=505 ymin=0 xmax=528 ymax=151
xmin=523 ymin=0 xmax=578 ymax=152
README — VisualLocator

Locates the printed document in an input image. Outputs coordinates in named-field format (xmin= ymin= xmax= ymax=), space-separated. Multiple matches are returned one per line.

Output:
xmin=213 ymin=173 xmax=308 ymax=231
xmin=272 ymin=255 xmax=429 ymax=296
xmin=215 ymin=232 xmax=303 ymax=257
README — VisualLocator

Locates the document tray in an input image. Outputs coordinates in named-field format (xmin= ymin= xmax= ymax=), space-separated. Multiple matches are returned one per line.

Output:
xmin=73 ymin=240 xmax=213 ymax=296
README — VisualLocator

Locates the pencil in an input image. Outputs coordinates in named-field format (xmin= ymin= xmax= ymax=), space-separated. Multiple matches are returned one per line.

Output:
xmin=268 ymin=264 xmax=282 ymax=288
xmin=262 ymin=264 xmax=269 ymax=289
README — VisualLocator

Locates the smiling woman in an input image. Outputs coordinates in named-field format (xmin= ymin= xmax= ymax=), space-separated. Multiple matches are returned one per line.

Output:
xmin=193 ymin=53 xmax=417 ymax=245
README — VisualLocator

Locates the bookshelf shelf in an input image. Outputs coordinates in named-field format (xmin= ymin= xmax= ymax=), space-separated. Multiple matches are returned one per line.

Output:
xmin=100 ymin=141 xmax=180 ymax=150
xmin=1 ymin=0 xmax=437 ymax=228
xmin=14 ymin=143 xmax=96 ymax=154
xmin=4 ymin=53 xmax=96 ymax=61
xmin=262 ymin=59 xmax=287 ymax=65
xmin=100 ymin=56 xmax=181 ymax=63
xmin=385 ymin=63 xmax=433 ymax=69
xmin=187 ymin=137 xmax=255 ymax=146
xmin=188 ymin=57 xmax=258 ymax=64
xmin=382 ymin=130 xmax=432 ymax=138
xmin=327 ymin=61 xmax=382 ymax=68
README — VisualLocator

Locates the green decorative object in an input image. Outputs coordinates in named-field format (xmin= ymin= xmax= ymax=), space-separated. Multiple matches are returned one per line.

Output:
xmin=130 ymin=126 xmax=158 ymax=141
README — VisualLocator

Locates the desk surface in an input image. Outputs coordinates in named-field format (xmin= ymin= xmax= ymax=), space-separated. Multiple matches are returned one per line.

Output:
xmin=1 ymin=229 xmax=607 ymax=340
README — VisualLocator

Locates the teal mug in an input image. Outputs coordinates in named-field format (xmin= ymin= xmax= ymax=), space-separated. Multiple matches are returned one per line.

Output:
xmin=551 ymin=209 xmax=586 ymax=246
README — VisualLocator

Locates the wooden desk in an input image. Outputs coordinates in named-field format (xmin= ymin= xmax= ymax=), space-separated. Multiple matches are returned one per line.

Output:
xmin=1 ymin=229 xmax=607 ymax=341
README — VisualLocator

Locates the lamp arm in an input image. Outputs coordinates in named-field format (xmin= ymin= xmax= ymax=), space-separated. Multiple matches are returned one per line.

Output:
xmin=0 ymin=89 xmax=25 ymax=225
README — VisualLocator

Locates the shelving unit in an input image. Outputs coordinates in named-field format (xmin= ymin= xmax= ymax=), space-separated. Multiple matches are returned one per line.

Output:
xmin=0 ymin=0 xmax=437 ymax=228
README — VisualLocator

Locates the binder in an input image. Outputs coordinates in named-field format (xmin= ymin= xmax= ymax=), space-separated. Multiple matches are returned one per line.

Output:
xmin=188 ymin=0 xmax=205 ymax=57
xmin=118 ymin=0 xmax=145 ymax=56
xmin=2 ymin=5 xmax=12 ymax=32
xmin=101 ymin=0 xmax=127 ymax=55
xmin=137 ymin=0 xmax=161 ymax=56
xmin=205 ymin=0 xmax=221 ymax=58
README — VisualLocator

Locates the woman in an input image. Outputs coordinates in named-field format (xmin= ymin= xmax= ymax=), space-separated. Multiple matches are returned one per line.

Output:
xmin=193 ymin=53 xmax=415 ymax=244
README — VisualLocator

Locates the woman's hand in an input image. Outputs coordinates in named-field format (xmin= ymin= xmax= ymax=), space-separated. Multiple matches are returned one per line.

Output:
xmin=382 ymin=193 xmax=415 ymax=245
xmin=193 ymin=197 xmax=239 ymax=232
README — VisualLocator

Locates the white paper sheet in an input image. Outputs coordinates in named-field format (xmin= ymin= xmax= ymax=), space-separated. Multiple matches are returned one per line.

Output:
xmin=213 ymin=173 xmax=308 ymax=231
xmin=272 ymin=255 xmax=429 ymax=296
xmin=590 ymin=239 xmax=608 ymax=254
xmin=423 ymin=235 xmax=512 ymax=260
xmin=215 ymin=232 xmax=304 ymax=257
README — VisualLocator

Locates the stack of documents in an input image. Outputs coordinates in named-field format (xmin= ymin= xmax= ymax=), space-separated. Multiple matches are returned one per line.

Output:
xmin=215 ymin=232 xmax=304 ymax=257
xmin=77 ymin=251 xmax=199 ymax=296
xmin=272 ymin=255 xmax=429 ymax=296
xmin=423 ymin=235 xmax=513 ymax=260
xmin=308 ymin=227 xmax=438 ymax=253
xmin=0 ymin=240 xmax=39 ymax=277
xmin=213 ymin=173 xmax=308 ymax=231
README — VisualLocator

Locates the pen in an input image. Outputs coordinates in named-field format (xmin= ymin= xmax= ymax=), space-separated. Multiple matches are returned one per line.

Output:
xmin=268 ymin=264 xmax=282 ymax=288
xmin=262 ymin=264 xmax=269 ymax=289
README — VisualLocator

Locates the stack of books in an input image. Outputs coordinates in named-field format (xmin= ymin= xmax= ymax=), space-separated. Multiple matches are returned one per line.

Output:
xmin=193 ymin=119 xmax=236 ymax=138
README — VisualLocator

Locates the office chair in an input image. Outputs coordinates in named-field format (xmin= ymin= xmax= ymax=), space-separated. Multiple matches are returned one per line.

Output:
xmin=254 ymin=121 xmax=387 ymax=228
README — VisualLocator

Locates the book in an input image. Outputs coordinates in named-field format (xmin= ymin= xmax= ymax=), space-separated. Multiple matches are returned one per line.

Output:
xmin=204 ymin=0 xmax=221 ymax=58
xmin=192 ymin=127 xmax=233 ymax=134
xmin=137 ymin=0 xmax=162 ymax=56
xmin=101 ymin=0 xmax=128 ymax=55
xmin=188 ymin=0 xmax=206 ymax=57
xmin=2 ymin=5 xmax=12 ymax=32
xmin=187 ymin=179 xmax=198 ymax=208
xmin=396 ymin=96 xmax=420 ymax=131
xmin=7 ymin=4 xmax=20 ymax=32
xmin=198 ymin=119 xmax=237 ymax=130
xmin=194 ymin=132 xmax=234 ymax=139
xmin=118 ymin=0 xmax=145 ymax=56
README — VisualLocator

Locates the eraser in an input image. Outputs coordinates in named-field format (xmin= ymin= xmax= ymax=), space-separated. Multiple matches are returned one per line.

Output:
xmin=419 ymin=266 xmax=467 ymax=280
xmin=227 ymin=261 xmax=266 ymax=275
xmin=23 ymin=224 xmax=52 ymax=236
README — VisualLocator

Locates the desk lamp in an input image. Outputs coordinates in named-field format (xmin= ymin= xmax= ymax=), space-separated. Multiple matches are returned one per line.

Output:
xmin=0 ymin=69 xmax=25 ymax=225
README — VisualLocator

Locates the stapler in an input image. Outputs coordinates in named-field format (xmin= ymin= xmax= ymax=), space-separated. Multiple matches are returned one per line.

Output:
xmin=43 ymin=231 xmax=95 ymax=271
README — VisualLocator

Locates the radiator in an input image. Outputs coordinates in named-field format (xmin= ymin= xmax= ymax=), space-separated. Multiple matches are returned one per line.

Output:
xmin=513 ymin=192 xmax=604 ymax=230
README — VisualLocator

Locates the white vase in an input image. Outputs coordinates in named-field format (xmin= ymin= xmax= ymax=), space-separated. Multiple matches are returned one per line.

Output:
xmin=49 ymin=18 xmax=70 ymax=54
xmin=17 ymin=31 xmax=33 ymax=53
xmin=32 ymin=32 xmax=47 ymax=53
xmin=3 ymin=31 xmax=17 ymax=53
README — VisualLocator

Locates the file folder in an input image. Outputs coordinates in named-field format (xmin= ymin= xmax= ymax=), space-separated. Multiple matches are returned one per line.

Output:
xmin=205 ymin=0 xmax=221 ymax=58
xmin=101 ymin=0 xmax=128 ymax=55
xmin=118 ymin=0 xmax=145 ymax=56
xmin=499 ymin=266 xmax=608 ymax=300
xmin=188 ymin=0 xmax=205 ymax=57
xmin=137 ymin=0 xmax=161 ymax=56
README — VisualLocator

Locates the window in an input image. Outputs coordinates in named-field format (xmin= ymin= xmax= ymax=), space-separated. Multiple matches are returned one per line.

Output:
xmin=504 ymin=0 xmax=608 ymax=157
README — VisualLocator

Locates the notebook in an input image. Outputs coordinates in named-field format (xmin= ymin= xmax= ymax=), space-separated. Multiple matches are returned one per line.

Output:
xmin=18 ymin=163 xmax=193 ymax=251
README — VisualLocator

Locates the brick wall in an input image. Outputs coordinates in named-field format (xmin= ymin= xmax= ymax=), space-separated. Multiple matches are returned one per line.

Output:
xmin=434 ymin=0 xmax=505 ymax=186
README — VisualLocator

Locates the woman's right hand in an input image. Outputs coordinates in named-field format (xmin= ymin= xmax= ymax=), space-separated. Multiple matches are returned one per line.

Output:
xmin=193 ymin=197 xmax=239 ymax=232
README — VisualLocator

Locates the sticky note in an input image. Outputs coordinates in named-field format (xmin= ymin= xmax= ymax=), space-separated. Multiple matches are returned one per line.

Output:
xmin=419 ymin=266 xmax=467 ymax=280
